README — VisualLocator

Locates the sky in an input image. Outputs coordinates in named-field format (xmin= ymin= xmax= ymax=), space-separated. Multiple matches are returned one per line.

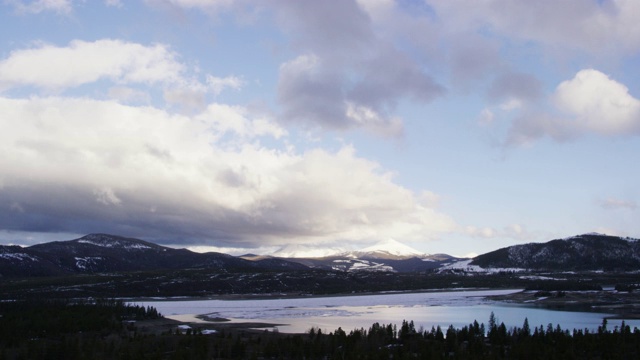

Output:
xmin=0 ymin=0 xmax=639 ymax=257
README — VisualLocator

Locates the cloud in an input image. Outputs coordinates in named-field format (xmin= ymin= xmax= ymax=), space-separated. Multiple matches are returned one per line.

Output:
xmin=598 ymin=197 xmax=637 ymax=210
xmin=554 ymin=69 xmax=640 ymax=135
xmin=449 ymin=34 xmax=502 ymax=90
xmin=94 ymin=188 xmax=122 ymax=206
xmin=272 ymin=0 xmax=375 ymax=60
xmin=345 ymin=103 xmax=403 ymax=138
xmin=0 ymin=39 xmax=184 ymax=91
xmin=504 ymin=69 xmax=640 ymax=146
xmin=187 ymin=244 xmax=279 ymax=256
xmin=156 ymin=0 xmax=444 ymax=135
xmin=145 ymin=0 xmax=235 ymax=11
xmin=162 ymin=82 xmax=208 ymax=110
xmin=478 ymin=108 xmax=495 ymax=126
xmin=592 ymin=227 xmax=631 ymax=238
xmin=206 ymin=75 xmax=243 ymax=95
xmin=504 ymin=112 xmax=577 ymax=147
xmin=278 ymin=55 xmax=420 ymax=137
xmin=0 ymin=39 xmax=245 ymax=111
xmin=488 ymin=72 xmax=543 ymax=104
xmin=104 ymin=0 xmax=121 ymax=7
xmin=465 ymin=226 xmax=497 ymax=239
xmin=277 ymin=54 xmax=348 ymax=129
xmin=464 ymin=223 xmax=533 ymax=242
xmin=5 ymin=0 xmax=73 ymax=14
xmin=430 ymin=0 xmax=640 ymax=57
xmin=0 ymin=95 xmax=455 ymax=247
xmin=347 ymin=46 xmax=444 ymax=107
xmin=272 ymin=0 xmax=445 ymax=134
xmin=275 ymin=44 xmax=443 ymax=135
xmin=107 ymin=86 xmax=152 ymax=104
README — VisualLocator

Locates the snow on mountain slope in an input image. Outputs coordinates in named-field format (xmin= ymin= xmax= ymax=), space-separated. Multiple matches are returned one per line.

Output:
xmin=76 ymin=234 xmax=154 ymax=250
xmin=0 ymin=252 xmax=39 ymax=262
xmin=359 ymin=238 xmax=425 ymax=257
xmin=439 ymin=259 xmax=525 ymax=274
xmin=272 ymin=238 xmax=426 ymax=259
xmin=271 ymin=244 xmax=347 ymax=258
xmin=471 ymin=233 xmax=640 ymax=271
xmin=77 ymin=239 xmax=153 ymax=250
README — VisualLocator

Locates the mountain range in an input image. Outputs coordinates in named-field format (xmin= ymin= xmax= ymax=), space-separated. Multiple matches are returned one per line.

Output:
xmin=277 ymin=238 xmax=464 ymax=272
xmin=1 ymin=232 xmax=639 ymax=278
xmin=0 ymin=233 xmax=305 ymax=277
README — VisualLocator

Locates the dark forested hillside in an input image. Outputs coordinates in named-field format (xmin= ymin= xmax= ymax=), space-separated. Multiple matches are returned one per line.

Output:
xmin=471 ymin=233 xmax=640 ymax=271
xmin=0 ymin=233 xmax=307 ymax=277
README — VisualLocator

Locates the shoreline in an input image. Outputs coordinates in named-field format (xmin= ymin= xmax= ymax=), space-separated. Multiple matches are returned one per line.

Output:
xmin=486 ymin=289 xmax=640 ymax=320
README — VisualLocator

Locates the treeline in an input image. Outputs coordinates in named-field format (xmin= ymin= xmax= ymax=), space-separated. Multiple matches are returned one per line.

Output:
xmin=0 ymin=299 xmax=161 ymax=359
xmin=2 ymin=300 xmax=640 ymax=359
xmin=265 ymin=317 xmax=640 ymax=360
xmin=3 ymin=269 xmax=613 ymax=300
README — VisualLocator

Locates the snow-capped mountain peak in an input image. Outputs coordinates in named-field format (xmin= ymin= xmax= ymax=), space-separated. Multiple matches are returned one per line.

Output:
xmin=356 ymin=238 xmax=425 ymax=258
xmin=269 ymin=239 xmax=425 ymax=259
xmin=271 ymin=244 xmax=347 ymax=258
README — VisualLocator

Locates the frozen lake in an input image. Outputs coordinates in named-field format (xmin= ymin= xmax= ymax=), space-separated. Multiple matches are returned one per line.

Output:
xmin=134 ymin=289 xmax=640 ymax=334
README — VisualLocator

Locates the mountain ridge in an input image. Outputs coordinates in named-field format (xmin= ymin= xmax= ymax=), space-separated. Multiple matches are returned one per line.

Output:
xmin=3 ymin=232 xmax=640 ymax=278
xmin=470 ymin=233 xmax=640 ymax=271
xmin=0 ymin=233 xmax=307 ymax=277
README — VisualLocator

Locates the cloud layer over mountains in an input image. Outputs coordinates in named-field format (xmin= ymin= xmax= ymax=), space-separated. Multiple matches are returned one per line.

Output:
xmin=1 ymin=0 xmax=639 ymax=253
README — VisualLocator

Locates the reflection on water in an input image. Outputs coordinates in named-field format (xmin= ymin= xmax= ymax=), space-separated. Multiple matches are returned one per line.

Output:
xmin=135 ymin=289 xmax=640 ymax=334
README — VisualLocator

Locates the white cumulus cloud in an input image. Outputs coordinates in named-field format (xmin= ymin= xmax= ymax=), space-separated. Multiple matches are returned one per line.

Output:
xmin=505 ymin=69 xmax=640 ymax=146
xmin=554 ymin=69 xmax=640 ymax=136
xmin=0 ymin=39 xmax=184 ymax=91
xmin=0 ymin=95 xmax=454 ymax=247
xmin=207 ymin=75 xmax=243 ymax=96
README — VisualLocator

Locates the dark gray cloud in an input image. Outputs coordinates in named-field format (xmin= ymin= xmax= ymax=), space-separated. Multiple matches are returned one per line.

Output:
xmin=504 ymin=112 xmax=577 ymax=147
xmin=430 ymin=0 xmax=640 ymax=57
xmin=277 ymin=56 xmax=348 ymax=129
xmin=272 ymin=0 xmax=375 ymax=61
xmin=449 ymin=35 xmax=502 ymax=91
xmin=488 ymin=72 xmax=543 ymax=103
xmin=273 ymin=0 xmax=444 ymax=134
xmin=349 ymin=46 xmax=444 ymax=107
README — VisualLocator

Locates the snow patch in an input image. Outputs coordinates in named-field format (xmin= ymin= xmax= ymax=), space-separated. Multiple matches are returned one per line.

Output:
xmin=440 ymin=260 xmax=525 ymax=274
xmin=74 ymin=256 xmax=104 ymax=270
xmin=78 ymin=239 xmax=152 ymax=250
xmin=519 ymin=275 xmax=566 ymax=281
xmin=331 ymin=259 xmax=395 ymax=272
xmin=0 ymin=253 xmax=38 ymax=261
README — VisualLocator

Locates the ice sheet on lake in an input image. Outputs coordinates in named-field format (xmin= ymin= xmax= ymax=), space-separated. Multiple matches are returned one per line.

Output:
xmin=133 ymin=289 xmax=640 ymax=334
xmin=135 ymin=289 xmax=518 ymax=319
xmin=203 ymin=308 xmax=363 ymax=320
